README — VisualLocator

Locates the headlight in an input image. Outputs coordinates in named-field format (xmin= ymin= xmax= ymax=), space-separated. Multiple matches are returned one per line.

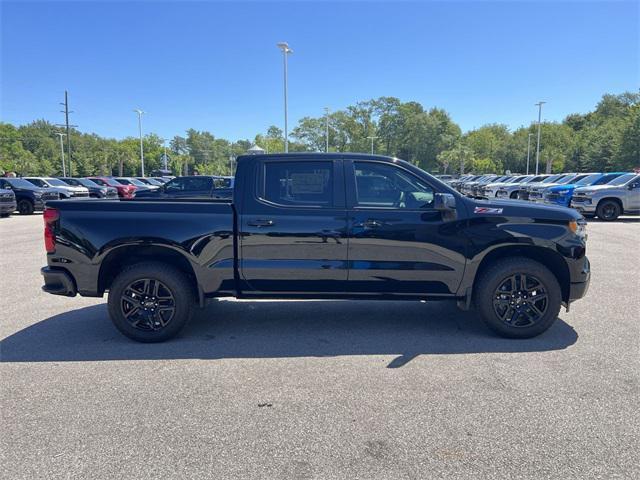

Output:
xmin=33 ymin=192 xmax=42 ymax=199
xmin=568 ymin=220 xmax=587 ymax=239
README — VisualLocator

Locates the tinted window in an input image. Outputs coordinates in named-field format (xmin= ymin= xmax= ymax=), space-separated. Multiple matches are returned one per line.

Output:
xmin=592 ymin=173 xmax=622 ymax=185
xmin=354 ymin=162 xmax=434 ymax=209
xmin=263 ymin=161 xmax=333 ymax=206
xmin=607 ymin=173 xmax=636 ymax=186
xmin=165 ymin=177 xmax=213 ymax=192
xmin=213 ymin=178 xmax=232 ymax=189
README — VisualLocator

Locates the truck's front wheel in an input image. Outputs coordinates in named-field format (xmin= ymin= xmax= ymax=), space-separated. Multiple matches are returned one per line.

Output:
xmin=107 ymin=262 xmax=195 ymax=342
xmin=474 ymin=258 xmax=562 ymax=338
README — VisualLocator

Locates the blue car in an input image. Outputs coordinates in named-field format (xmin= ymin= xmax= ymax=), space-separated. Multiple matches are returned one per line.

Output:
xmin=544 ymin=172 xmax=627 ymax=207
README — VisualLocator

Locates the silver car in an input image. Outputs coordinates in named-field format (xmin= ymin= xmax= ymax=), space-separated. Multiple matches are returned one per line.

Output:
xmin=24 ymin=177 xmax=89 ymax=199
xmin=571 ymin=173 xmax=640 ymax=221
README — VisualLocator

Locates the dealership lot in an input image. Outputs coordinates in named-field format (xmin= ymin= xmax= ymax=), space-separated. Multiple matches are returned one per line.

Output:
xmin=1 ymin=215 xmax=638 ymax=479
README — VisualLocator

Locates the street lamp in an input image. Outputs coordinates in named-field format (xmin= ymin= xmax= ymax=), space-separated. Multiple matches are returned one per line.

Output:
xmin=133 ymin=109 xmax=146 ymax=176
xmin=534 ymin=101 xmax=546 ymax=175
xmin=366 ymin=136 xmax=378 ymax=154
xmin=277 ymin=42 xmax=293 ymax=153
xmin=55 ymin=132 xmax=67 ymax=176
xmin=526 ymin=133 xmax=534 ymax=175
xmin=324 ymin=107 xmax=330 ymax=153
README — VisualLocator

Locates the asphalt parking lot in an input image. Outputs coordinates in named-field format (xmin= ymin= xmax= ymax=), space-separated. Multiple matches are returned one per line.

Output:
xmin=1 ymin=214 xmax=639 ymax=479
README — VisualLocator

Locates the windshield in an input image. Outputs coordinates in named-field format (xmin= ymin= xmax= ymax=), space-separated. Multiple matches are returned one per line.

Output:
xmin=606 ymin=173 xmax=636 ymax=186
xmin=592 ymin=173 xmax=622 ymax=185
xmin=542 ymin=174 xmax=564 ymax=183
xmin=565 ymin=174 xmax=589 ymax=184
xmin=76 ymin=178 xmax=100 ymax=187
xmin=556 ymin=174 xmax=578 ymax=184
xmin=45 ymin=178 xmax=68 ymax=186
xmin=574 ymin=174 xmax=601 ymax=186
xmin=6 ymin=178 xmax=37 ymax=188
xmin=126 ymin=178 xmax=147 ymax=186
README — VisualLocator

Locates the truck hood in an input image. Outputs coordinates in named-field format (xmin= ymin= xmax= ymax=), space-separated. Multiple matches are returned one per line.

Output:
xmin=573 ymin=185 xmax=618 ymax=194
xmin=469 ymin=198 xmax=581 ymax=221
xmin=548 ymin=184 xmax=580 ymax=193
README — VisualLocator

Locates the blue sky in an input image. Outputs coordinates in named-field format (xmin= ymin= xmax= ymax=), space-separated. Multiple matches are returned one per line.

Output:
xmin=1 ymin=1 xmax=638 ymax=142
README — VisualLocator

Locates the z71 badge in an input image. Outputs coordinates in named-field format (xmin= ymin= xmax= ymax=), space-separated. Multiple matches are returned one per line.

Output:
xmin=474 ymin=206 xmax=504 ymax=214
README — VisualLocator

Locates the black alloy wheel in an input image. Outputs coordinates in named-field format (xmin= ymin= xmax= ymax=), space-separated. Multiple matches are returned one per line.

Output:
xmin=596 ymin=200 xmax=621 ymax=221
xmin=492 ymin=273 xmax=548 ymax=328
xmin=17 ymin=199 xmax=34 ymax=215
xmin=120 ymin=278 xmax=176 ymax=332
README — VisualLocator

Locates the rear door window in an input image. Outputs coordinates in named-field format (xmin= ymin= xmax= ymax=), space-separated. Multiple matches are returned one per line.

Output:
xmin=262 ymin=161 xmax=333 ymax=207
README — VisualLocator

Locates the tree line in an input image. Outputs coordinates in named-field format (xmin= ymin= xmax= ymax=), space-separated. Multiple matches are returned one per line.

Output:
xmin=0 ymin=91 xmax=637 ymax=178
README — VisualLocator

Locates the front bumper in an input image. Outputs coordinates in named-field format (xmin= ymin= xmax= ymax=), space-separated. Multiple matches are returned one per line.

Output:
xmin=570 ymin=199 xmax=596 ymax=215
xmin=41 ymin=266 xmax=77 ymax=296
xmin=568 ymin=257 xmax=590 ymax=303
xmin=0 ymin=202 xmax=16 ymax=214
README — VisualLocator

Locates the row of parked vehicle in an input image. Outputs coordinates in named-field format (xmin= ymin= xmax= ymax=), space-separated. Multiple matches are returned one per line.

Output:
xmin=0 ymin=174 xmax=236 ymax=216
xmin=445 ymin=171 xmax=640 ymax=221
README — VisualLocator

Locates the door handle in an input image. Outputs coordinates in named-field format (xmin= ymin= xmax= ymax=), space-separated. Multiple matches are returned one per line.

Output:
xmin=355 ymin=219 xmax=383 ymax=228
xmin=247 ymin=219 xmax=274 ymax=227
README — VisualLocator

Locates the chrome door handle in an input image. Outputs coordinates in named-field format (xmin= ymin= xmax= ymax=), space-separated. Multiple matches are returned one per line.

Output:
xmin=355 ymin=219 xmax=383 ymax=228
xmin=247 ymin=219 xmax=274 ymax=227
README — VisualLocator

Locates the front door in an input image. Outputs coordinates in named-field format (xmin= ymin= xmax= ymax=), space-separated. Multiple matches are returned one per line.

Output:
xmin=345 ymin=160 xmax=467 ymax=296
xmin=239 ymin=158 xmax=348 ymax=294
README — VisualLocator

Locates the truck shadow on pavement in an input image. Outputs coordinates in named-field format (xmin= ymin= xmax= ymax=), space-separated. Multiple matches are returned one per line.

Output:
xmin=1 ymin=300 xmax=578 ymax=368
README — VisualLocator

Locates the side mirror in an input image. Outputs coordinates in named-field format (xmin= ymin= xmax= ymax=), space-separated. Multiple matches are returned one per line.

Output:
xmin=628 ymin=183 xmax=639 ymax=190
xmin=434 ymin=193 xmax=456 ymax=211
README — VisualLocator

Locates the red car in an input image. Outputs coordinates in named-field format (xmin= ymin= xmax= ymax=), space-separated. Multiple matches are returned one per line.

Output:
xmin=88 ymin=177 xmax=136 ymax=199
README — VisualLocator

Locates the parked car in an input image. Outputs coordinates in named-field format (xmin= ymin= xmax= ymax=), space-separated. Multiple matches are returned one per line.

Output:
xmin=114 ymin=177 xmax=159 ymax=192
xmin=461 ymin=175 xmax=499 ymax=197
xmin=59 ymin=177 xmax=119 ymax=199
xmin=480 ymin=175 xmax=532 ymax=199
xmin=470 ymin=175 xmax=511 ymax=198
xmin=571 ymin=173 xmax=640 ymax=220
xmin=135 ymin=177 xmax=165 ymax=187
xmin=0 ymin=177 xmax=60 ymax=214
xmin=88 ymin=177 xmax=136 ymax=199
xmin=526 ymin=173 xmax=595 ymax=203
xmin=41 ymin=153 xmax=590 ymax=343
xmin=496 ymin=175 xmax=547 ymax=199
xmin=134 ymin=175 xmax=234 ymax=200
xmin=24 ymin=177 xmax=90 ymax=199
xmin=517 ymin=174 xmax=565 ymax=200
xmin=0 ymin=187 xmax=17 ymax=217
xmin=544 ymin=172 xmax=627 ymax=208
xmin=450 ymin=175 xmax=479 ymax=192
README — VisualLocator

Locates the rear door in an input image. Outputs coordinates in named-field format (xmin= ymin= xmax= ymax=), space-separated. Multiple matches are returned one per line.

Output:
xmin=239 ymin=157 xmax=348 ymax=293
xmin=345 ymin=159 xmax=467 ymax=296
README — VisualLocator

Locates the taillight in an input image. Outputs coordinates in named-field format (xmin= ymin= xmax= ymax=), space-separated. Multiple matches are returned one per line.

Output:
xmin=43 ymin=207 xmax=59 ymax=253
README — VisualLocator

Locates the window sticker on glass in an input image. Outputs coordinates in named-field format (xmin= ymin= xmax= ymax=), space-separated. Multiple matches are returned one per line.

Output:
xmin=290 ymin=173 xmax=325 ymax=194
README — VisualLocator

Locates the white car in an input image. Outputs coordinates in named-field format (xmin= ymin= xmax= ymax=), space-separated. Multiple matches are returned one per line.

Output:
xmin=24 ymin=177 xmax=89 ymax=199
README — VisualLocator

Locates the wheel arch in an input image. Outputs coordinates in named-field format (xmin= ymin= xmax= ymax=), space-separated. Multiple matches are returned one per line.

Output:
xmin=98 ymin=245 xmax=201 ymax=304
xmin=597 ymin=196 xmax=623 ymax=211
xmin=471 ymin=245 xmax=571 ymax=303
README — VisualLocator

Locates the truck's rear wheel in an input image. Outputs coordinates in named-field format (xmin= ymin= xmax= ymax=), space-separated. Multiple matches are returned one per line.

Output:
xmin=596 ymin=200 xmax=621 ymax=221
xmin=107 ymin=262 xmax=194 ymax=342
xmin=475 ymin=258 xmax=562 ymax=338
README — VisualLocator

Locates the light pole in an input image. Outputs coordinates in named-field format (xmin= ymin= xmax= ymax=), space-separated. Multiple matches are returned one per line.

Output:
xmin=134 ymin=109 xmax=146 ymax=176
xmin=277 ymin=42 xmax=293 ymax=153
xmin=324 ymin=107 xmax=330 ymax=153
xmin=526 ymin=133 xmax=533 ymax=175
xmin=55 ymin=132 xmax=67 ymax=176
xmin=534 ymin=101 xmax=546 ymax=175
xmin=367 ymin=136 xmax=378 ymax=154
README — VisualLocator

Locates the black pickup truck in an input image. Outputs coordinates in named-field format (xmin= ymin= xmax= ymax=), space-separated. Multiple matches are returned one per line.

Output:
xmin=41 ymin=153 xmax=590 ymax=342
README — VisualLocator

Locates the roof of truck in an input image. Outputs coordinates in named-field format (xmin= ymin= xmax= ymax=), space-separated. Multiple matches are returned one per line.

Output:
xmin=236 ymin=152 xmax=398 ymax=163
